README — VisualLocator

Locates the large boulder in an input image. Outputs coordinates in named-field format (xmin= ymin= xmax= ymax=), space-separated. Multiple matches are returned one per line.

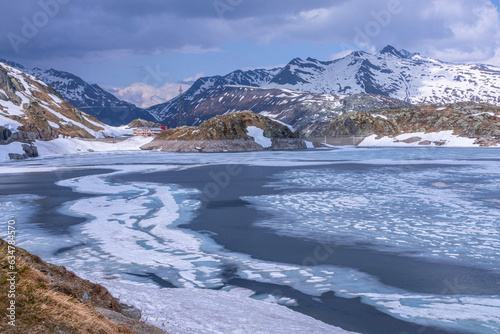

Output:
xmin=0 ymin=126 xmax=12 ymax=141
xmin=9 ymin=144 xmax=39 ymax=160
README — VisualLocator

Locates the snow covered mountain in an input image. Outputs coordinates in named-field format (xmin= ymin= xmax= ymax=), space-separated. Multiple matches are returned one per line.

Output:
xmin=147 ymin=45 xmax=500 ymax=127
xmin=264 ymin=45 xmax=500 ymax=105
xmin=146 ymin=67 xmax=282 ymax=122
xmin=0 ymin=59 xmax=157 ymax=126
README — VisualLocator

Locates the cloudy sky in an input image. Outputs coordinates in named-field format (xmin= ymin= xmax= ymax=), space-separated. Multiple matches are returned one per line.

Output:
xmin=2 ymin=0 xmax=500 ymax=106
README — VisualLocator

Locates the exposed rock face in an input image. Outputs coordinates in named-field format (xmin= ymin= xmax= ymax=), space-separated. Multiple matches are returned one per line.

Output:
xmin=143 ymin=139 xmax=264 ymax=153
xmin=0 ymin=126 xmax=12 ymax=141
xmin=325 ymin=102 xmax=500 ymax=146
xmin=474 ymin=135 xmax=500 ymax=147
xmin=324 ymin=111 xmax=399 ymax=137
xmin=142 ymin=111 xmax=306 ymax=152
xmin=156 ymin=110 xmax=298 ymax=141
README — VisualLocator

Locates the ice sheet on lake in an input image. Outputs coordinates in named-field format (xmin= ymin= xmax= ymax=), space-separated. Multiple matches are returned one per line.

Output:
xmin=4 ymin=149 xmax=500 ymax=333
xmin=246 ymin=165 xmax=500 ymax=271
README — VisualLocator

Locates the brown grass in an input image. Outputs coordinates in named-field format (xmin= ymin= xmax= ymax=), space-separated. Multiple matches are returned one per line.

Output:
xmin=0 ymin=239 xmax=157 ymax=333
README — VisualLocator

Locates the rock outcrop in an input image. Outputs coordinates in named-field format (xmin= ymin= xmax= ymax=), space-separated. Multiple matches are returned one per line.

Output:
xmin=126 ymin=119 xmax=165 ymax=129
xmin=141 ymin=111 xmax=306 ymax=152
xmin=325 ymin=102 xmax=500 ymax=146
xmin=8 ymin=143 xmax=38 ymax=160
xmin=0 ymin=126 xmax=12 ymax=141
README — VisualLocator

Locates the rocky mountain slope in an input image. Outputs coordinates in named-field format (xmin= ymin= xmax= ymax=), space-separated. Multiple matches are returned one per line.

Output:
xmin=147 ymin=46 xmax=500 ymax=127
xmin=0 ymin=61 xmax=135 ymax=159
xmin=142 ymin=110 xmax=306 ymax=152
xmin=326 ymin=102 xmax=500 ymax=147
xmin=146 ymin=85 xmax=410 ymax=137
xmin=0 ymin=238 xmax=163 ymax=334
xmin=0 ymin=59 xmax=157 ymax=126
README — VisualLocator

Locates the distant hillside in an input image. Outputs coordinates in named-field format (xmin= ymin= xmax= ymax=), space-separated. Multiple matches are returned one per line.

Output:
xmin=146 ymin=85 xmax=409 ymax=137
xmin=126 ymin=119 xmax=164 ymax=128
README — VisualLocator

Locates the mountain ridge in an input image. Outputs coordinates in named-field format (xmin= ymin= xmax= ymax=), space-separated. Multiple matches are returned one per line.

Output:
xmin=147 ymin=45 xmax=500 ymax=127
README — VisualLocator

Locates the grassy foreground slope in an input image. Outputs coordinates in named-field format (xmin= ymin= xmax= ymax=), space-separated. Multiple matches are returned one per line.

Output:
xmin=0 ymin=238 xmax=164 ymax=334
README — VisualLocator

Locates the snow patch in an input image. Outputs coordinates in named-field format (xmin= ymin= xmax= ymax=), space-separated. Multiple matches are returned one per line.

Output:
xmin=246 ymin=126 xmax=272 ymax=148
xmin=359 ymin=131 xmax=488 ymax=148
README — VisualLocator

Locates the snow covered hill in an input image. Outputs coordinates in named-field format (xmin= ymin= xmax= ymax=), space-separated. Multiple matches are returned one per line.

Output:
xmin=147 ymin=45 xmax=500 ymax=127
xmin=0 ymin=59 xmax=157 ymax=126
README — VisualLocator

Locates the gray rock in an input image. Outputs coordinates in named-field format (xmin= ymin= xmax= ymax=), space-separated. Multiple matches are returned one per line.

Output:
xmin=270 ymin=138 xmax=307 ymax=150
xmin=96 ymin=307 xmax=164 ymax=334
xmin=22 ymin=143 xmax=38 ymax=157
xmin=0 ymin=91 xmax=8 ymax=101
xmin=473 ymin=135 xmax=500 ymax=147
xmin=142 ymin=139 xmax=264 ymax=153
xmin=0 ymin=126 xmax=12 ymax=141
xmin=10 ymin=77 xmax=25 ymax=92
xmin=119 ymin=302 xmax=142 ymax=320
xmin=8 ymin=143 xmax=39 ymax=160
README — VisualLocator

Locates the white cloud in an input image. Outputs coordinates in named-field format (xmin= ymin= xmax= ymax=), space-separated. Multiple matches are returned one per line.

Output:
xmin=107 ymin=82 xmax=191 ymax=108
xmin=183 ymin=72 xmax=205 ymax=82
xmin=330 ymin=50 xmax=354 ymax=61
xmin=227 ymin=0 xmax=500 ymax=66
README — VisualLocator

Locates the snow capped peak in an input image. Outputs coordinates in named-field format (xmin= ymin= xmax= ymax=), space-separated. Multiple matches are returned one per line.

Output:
xmin=379 ymin=45 xmax=404 ymax=57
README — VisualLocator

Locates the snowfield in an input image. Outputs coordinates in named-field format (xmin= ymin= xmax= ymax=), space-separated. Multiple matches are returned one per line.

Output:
xmin=359 ymin=131 xmax=497 ymax=147
xmin=0 ymin=136 xmax=153 ymax=162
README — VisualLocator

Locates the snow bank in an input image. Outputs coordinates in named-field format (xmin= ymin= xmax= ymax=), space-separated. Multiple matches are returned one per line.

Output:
xmin=100 ymin=280 xmax=353 ymax=334
xmin=0 ymin=114 xmax=23 ymax=133
xmin=359 ymin=131 xmax=494 ymax=147
xmin=0 ymin=136 xmax=153 ymax=162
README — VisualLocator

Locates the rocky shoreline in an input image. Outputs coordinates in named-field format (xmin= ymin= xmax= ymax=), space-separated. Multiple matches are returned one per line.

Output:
xmin=141 ymin=138 xmax=306 ymax=153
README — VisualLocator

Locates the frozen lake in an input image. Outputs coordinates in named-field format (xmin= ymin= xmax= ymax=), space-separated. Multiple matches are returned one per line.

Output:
xmin=2 ymin=147 xmax=500 ymax=333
